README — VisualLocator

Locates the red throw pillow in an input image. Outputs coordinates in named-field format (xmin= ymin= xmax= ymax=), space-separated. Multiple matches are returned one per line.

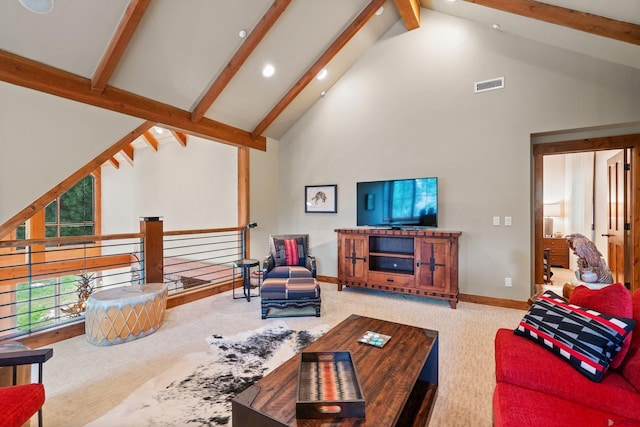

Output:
xmin=284 ymin=239 xmax=299 ymax=266
xmin=273 ymin=237 xmax=305 ymax=267
xmin=569 ymin=283 xmax=633 ymax=369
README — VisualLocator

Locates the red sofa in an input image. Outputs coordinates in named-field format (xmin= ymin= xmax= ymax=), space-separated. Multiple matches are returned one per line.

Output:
xmin=493 ymin=287 xmax=640 ymax=427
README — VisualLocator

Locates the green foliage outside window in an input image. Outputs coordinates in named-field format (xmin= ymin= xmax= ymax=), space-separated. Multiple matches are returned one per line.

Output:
xmin=45 ymin=175 xmax=95 ymax=241
xmin=60 ymin=176 xmax=94 ymax=223
xmin=15 ymin=276 xmax=78 ymax=331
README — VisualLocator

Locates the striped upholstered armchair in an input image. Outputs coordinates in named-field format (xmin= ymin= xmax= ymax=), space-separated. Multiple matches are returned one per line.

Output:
xmin=262 ymin=234 xmax=316 ymax=280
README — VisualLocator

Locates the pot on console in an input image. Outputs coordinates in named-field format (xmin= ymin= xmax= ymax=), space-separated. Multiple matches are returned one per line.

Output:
xmin=581 ymin=268 xmax=598 ymax=283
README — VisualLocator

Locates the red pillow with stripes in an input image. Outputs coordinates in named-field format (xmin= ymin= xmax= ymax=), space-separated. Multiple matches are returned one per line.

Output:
xmin=274 ymin=237 xmax=306 ymax=267
xmin=515 ymin=291 xmax=636 ymax=382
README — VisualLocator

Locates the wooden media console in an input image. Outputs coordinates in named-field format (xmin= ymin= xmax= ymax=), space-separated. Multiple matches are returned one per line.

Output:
xmin=336 ymin=228 xmax=461 ymax=308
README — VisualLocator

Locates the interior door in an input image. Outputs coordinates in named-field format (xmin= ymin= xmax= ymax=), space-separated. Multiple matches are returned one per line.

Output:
xmin=605 ymin=150 xmax=628 ymax=286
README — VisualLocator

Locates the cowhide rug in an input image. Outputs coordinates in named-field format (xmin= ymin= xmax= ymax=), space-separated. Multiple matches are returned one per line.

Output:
xmin=87 ymin=321 xmax=328 ymax=427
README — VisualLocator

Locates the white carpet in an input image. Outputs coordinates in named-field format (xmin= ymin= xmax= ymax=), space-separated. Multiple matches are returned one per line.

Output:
xmin=86 ymin=321 xmax=328 ymax=427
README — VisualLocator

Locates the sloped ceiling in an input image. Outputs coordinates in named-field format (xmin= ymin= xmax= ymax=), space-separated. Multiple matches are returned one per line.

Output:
xmin=424 ymin=0 xmax=640 ymax=71
xmin=0 ymin=0 xmax=400 ymax=146
xmin=1 ymin=0 xmax=638 ymax=146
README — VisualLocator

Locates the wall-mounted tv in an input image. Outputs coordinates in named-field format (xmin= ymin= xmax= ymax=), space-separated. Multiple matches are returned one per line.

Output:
xmin=356 ymin=177 xmax=438 ymax=228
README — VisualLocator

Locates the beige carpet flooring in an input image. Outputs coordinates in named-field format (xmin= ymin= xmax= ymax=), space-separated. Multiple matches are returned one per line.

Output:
xmin=43 ymin=283 xmax=525 ymax=426
xmin=543 ymin=267 xmax=576 ymax=295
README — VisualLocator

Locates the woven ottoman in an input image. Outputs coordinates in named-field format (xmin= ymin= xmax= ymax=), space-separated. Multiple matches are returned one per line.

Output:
xmin=261 ymin=277 xmax=321 ymax=319
xmin=85 ymin=283 xmax=168 ymax=346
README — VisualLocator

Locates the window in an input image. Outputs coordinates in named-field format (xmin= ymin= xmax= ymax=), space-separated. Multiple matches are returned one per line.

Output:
xmin=45 ymin=175 xmax=95 ymax=242
xmin=6 ymin=174 xmax=100 ymax=335
xmin=16 ymin=224 xmax=26 ymax=240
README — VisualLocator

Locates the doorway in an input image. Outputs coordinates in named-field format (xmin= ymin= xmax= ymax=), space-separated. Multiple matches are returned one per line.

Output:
xmin=533 ymin=133 xmax=640 ymax=295
xmin=606 ymin=150 xmax=630 ymax=285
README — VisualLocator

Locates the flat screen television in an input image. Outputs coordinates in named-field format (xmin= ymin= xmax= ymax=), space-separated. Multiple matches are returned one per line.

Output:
xmin=356 ymin=177 xmax=438 ymax=228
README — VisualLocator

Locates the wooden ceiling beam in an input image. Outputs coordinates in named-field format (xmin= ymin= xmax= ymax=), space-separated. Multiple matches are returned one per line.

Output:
xmin=143 ymin=130 xmax=159 ymax=151
xmin=0 ymin=50 xmax=266 ymax=151
xmin=464 ymin=0 xmax=640 ymax=46
xmin=191 ymin=0 xmax=293 ymax=123
xmin=394 ymin=0 xmax=421 ymax=30
xmin=172 ymin=131 xmax=188 ymax=147
xmin=122 ymin=143 xmax=135 ymax=162
xmin=108 ymin=157 xmax=120 ymax=169
xmin=91 ymin=0 xmax=151 ymax=94
xmin=0 ymin=121 xmax=153 ymax=239
xmin=251 ymin=0 xmax=387 ymax=138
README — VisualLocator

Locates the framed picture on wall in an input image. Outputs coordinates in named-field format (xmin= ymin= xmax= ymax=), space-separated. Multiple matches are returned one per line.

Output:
xmin=305 ymin=185 xmax=337 ymax=213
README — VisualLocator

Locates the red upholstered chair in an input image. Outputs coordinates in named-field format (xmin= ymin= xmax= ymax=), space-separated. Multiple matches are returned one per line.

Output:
xmin=0 ymin=346 xmax=53 ymax=427
xmin=0 ymin=383 xmax=45 ymax=427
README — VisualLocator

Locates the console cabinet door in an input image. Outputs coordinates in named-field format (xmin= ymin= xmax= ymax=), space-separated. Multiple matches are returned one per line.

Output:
xmin=416 ymin=237 xmax=451 ymax=292
xmin=338 ymin=234 xmax=368 ymax=283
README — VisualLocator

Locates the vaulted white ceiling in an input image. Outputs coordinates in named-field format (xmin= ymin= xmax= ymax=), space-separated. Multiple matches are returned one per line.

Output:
xmin=1 ymin=0 xmax=638 ymax=149
xmin=425 ymin=0 xmax=640 ymax=71
xmin=0 ymin=0 xmax=400 ymax=145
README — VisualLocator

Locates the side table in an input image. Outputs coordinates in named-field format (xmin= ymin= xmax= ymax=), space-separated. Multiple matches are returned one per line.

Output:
xmin=233 ymin=259 xmax=260 ymax=302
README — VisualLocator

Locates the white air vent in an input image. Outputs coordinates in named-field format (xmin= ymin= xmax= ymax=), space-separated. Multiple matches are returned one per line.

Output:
xmin=474 ymin=77 xmax=504 ymax=93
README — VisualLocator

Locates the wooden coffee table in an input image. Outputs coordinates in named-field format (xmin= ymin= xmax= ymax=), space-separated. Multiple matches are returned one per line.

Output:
xmin=232 ymin=314 xmax=439 ymax=426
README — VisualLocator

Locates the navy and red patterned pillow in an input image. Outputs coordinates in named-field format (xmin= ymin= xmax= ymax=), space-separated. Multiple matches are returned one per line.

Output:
xmin=515 ymin=290 xmax=636 ymax=382
xmin=569 ymin=283 xmax=634 ymax=368
xmin=273 ymin=237 xmax=306 ymax=267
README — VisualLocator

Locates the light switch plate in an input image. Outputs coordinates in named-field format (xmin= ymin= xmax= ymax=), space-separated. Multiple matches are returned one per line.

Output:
xmin=493 ymin=216 xmax=500 ymax=226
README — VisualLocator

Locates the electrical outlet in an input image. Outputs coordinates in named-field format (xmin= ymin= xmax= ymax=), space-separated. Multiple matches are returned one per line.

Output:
xmin=493 ymin=216 xmax=500 ymax=226
xmin=504 ymin=216 xmax=512 ymax=226
xmin=505 ymin=277 xmax=512 ymax=287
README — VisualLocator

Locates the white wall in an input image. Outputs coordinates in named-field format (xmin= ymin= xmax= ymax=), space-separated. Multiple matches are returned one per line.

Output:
xmin=268 ymin=9 xmax=640 ymax=300
xmin=0 ymin=82 xmax=144 ymax=226
xmin=249 ymin=138 xmax=279 ymax=260
xmin=101 ymin=134 xmax=278 ymax=264
xmin=102 ymin=137 xmax=237 ymax=233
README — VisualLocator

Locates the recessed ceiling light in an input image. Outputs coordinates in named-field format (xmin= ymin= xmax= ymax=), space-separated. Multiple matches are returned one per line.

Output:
xmin=153 ymin=126 xmax=164 ymax=134
xmin=262 ymin=64 xmax=275 ymax=78
xmin=320 ymin=91 xmax=326 ymax=97
xmin=492 ymin=23 xmax=501 ymax=30
xmin=316 ymin=68 xmax=328 ymax=80
xmin=375 ymin=6 xmax=384 ymax=16
xmin=239 ymin=29 xmax=247 ymax=38
xmin=19 ymin=0 xmax=54 ymax=14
